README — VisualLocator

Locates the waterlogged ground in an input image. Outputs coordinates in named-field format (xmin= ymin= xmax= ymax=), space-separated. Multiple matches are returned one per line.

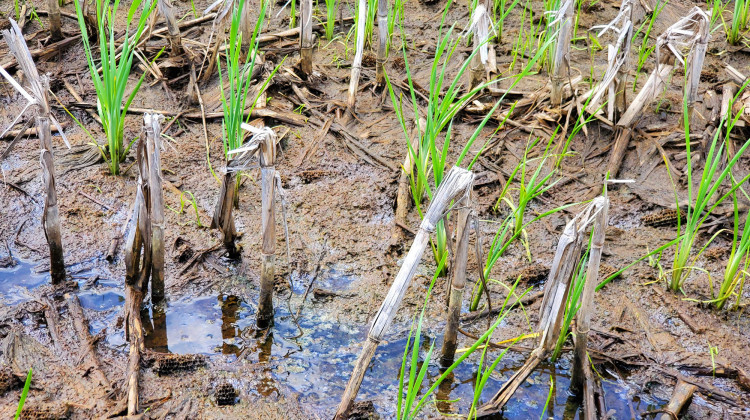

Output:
xmin=2 ymin=0 xmax=750 ymax=417
xmin=1 ymin=260 xmax=671 ymax=418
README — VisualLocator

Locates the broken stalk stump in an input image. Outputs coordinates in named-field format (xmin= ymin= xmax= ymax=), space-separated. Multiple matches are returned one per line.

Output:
xmin=571 ymin=196 xmax=608 ymax=416
xmin=300 ymin=0 xmax=313 ymax=74
xmin=1 ymin=19 xmax=70 ymax=284
xmin=157 ymin=0 xmax=183 ymax=55
xmin=659 ymin=380 xmax=697 ymax=420
xmin=257 ymin=134 xmax=277 ymax=328
xmin=38 ymin=116 xmax=66 ymax=284
xmin=144 ymin=113 xmax=166 ymax=304
xmin=550 ymin=0 xmax=573 ymax=107
xmin=439 ymin=198 xmax=472 ymax=365
xmin=477 ymin=198 xmax=607 ymax=418
xmin=346 ymin=0 xmax=366 ymax=117
xmin=335 ymin=167 xmax=474 ymax=419
xmin=47 ymin=0 xmax=63 ymax=41
xmin=375 ymin=0 xmax=389 ymax=85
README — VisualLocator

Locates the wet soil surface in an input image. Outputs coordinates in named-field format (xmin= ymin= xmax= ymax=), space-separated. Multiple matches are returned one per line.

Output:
xmin=1 ymin=0 xmax=750 ymax=418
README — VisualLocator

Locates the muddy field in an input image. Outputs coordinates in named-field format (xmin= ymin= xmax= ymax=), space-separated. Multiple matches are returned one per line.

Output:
xmin=1 ymin=0 xmax=750 ymax=418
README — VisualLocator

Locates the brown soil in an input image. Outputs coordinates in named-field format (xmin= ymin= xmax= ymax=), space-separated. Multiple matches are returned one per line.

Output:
xmin=1 ymin=0 xmax=749 ymax=418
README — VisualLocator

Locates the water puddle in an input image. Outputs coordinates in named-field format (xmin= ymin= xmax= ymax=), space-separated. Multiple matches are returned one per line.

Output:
xmin=0 ymin=260 xmax=49 ymax=305
xmin=1 ymin=263 xmax=666 ymax=418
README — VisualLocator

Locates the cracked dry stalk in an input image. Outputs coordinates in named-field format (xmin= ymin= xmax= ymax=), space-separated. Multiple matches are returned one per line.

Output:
xmin=570 ymin=196 xmax=608 ymax=394
xmin=335 ymin=167 xmax=474 ymax=419
xmin=144 ymin=113 xmax=165 ymax=303
xmin=257 ymin=133 xmax=277 ymax=327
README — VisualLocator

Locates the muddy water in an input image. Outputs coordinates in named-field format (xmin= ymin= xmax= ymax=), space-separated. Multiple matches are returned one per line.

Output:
xmin=2 ymin=262 xmax=667 ymax=418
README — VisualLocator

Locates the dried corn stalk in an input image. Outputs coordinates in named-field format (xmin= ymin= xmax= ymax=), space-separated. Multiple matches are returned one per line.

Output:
xmin=571 ymin=196 xmax=608 ymax=396
xmin=300 ymin=0 xmax=313 ymax=74
xmin=477 ymin=197 xmax=608 ymax=418
xmin=144 ymin=114 xmax=166 ymax=303
xmin=655 ymin=7 xmax=710 ymax=122
xmin=604 ymin=8 xmax=710 ymax=178
xmin=549 ymin=0 xmax=574 ymax=107
xmin=346 ymin=0 xmax=367 ymax=116
xmin=47 ymin=0 xmax=63 ymax=41
xmin=157 ymin=0 xmax=183 ymax=55
xmin=226 ymin=124 xmax=286 ymax=326
xmin=1 ymin=20 xmax=70 ymax=284
xmin=375 ymin=0 xmax=389 ymax=85
xmin=587 ymin=0 xmax=634 ymax=121
xmin=335 ymin=167 xmax=474 ymax=419
xmin=439 ymin=197 xmax=472 ymax=365
xmin=201 ymin=0 xmax=234 ymax=82
xmin=467 ymin=2 xmax=493 ymax=90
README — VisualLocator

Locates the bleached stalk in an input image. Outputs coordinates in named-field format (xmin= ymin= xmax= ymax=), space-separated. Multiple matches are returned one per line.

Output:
xmin=570 ymin=196 xmax=608 ymax=394
xmin=478 ymin=198 xmax=605 ymax=416
xmin=375 ymin=0 xmax=389 ymax=85
xmin=144 ymin=114 xmax=165 ymax=303
xmin=335 ymin=167 xmax=474 ymax=419
xmin=300 ymin=0 xmax=313 ymax=74
xmin=346 ymin=0 xmax=367 ymax=115
xmin=468 ymin=2 xmax=492 ymax=90
xmin=550 ymin=0 xmax=574 ymax=106
xmin=685 ymin=15 xmax=709 ymax=122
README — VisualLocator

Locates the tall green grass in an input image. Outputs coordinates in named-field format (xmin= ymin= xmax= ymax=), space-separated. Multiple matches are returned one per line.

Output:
xmin=727 ymin=0 xmax=749 ymax=45
xmin=668 ymin=79 xmax=750 ymax=292
xmin=715 ymin=194 xmax=750 ymax=309
xmin=74 ymin=0 xmax=156 ymax=175
xmin=217 ymin=1 xmax=267 ymax=158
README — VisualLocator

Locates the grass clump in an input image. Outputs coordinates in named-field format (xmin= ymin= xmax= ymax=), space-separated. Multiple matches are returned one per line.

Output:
xmin=217 ymin=1 xmax=267 ymax=158
xmin=74 ymin=0 xmax=156 ymax=175
xmin=668 ymin=81 xmax=750 ymax=292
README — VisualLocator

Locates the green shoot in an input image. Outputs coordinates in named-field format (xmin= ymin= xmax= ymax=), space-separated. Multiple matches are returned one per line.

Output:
xmin=167 ymin=190 xmax=203 ymax=227
xmin=669 ymin=79 xmax=750 ymax=292
xmin=324 ymin=0 xmax=337 ymax=40
xmin=632 ymin=0 xmax=668 ymax=90
xmin=291 ymin=0 xmax=297 ymax=28
xmin=715 ymin=193 xmax=749 ymax=309
xmin=540 ymin=377 xmax=554 ymax=419
xmin=727 ymin=0 xmax=749 ymax=45
xmin=74 ymin=0 xmax=157 ymax=175
xmin=216 ymin=0 xmax=267 ymax=158
xmin=495 ymin=133 xmax=561 ymax=242
xmin=14 ymin=368 xmax=32 ymax=420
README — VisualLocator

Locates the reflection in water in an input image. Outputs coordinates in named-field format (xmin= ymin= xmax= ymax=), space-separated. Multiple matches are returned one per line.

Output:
xmin=220 ymin=294 xmax=241 ymax=356
xmin=135 ymin=290 xmax=666 ymax=419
